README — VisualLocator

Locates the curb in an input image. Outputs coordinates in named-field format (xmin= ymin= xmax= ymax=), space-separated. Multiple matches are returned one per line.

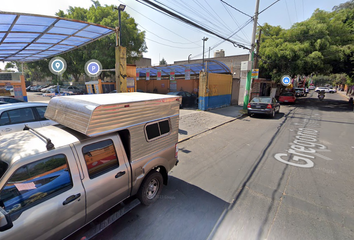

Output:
xmin=178 ymin=111 xmax=247 ymax=143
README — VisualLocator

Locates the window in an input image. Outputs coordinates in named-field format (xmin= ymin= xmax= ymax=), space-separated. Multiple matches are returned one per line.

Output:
xmin=0 ymin=155 xmax=72 ymax=217
xmin=0 ymin=112 xmax=10 ymax=126
xmin=82 ymin=139 xmax=119 ymax=179
xmin=35 ymin=106 xmax=47 ymax=120
xmin=1 ymin=108 xmax=36 ymax=125
xmin=145 ymin=119 xmax=171 ymax=141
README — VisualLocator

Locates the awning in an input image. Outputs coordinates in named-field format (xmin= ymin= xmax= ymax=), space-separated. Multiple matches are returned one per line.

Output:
xmin=137 ymin=60 xmax=231 ymax=77
xmin=0 ymin=12 xmax=115 ymax=62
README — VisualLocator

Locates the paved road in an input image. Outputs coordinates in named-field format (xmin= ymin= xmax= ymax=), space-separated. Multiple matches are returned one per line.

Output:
xmin=79 ymin=91 xmax=354 ymax=240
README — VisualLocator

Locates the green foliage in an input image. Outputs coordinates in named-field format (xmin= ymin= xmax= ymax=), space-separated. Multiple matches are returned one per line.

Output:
xmin=259 ymin=6 xmax=354 ymax=83
xmin=26 ymin=1 xmax=147 ymax=82
xmin=159 ymin=58 xmax=167 ymax=65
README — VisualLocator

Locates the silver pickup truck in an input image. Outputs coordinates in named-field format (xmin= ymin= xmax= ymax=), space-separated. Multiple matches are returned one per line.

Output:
xmin=0 ymin=93 xmax=180 ymax=239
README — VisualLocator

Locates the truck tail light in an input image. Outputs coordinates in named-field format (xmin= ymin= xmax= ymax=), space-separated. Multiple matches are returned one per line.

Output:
xmin=267 ymin=104 xmax=273 ymax=109
xmin=175 ymin=143 xmax=178 ymax=158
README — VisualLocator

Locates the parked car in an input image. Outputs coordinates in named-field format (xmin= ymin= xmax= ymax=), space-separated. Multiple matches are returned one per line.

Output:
xmin=294 ymin=88 xmax=306 ymax=97
xmin=247 ymin=96 xmax=280 ymax=118
xmin=0 ymin=102 xmax=57 ymax=136
xmin=30 ymin=85 xmax=42 ymax=92
xmin=0 ymin=101 xmax=8 ymax=105
xmin=0 ymin=96 xmax=24 ymax=103
xmin=279 ymin=92 xmax=296 ymax=104
xmin=61 ymin=86 xmax=84 ymax=94
xmin=167 ymin=91 xmax=197 ymax=108
xmin=329 ymin=87 xmax=337 ymax=93
xmin=41 ymin=85 xmax=56 ymax=93
xmin=5 ymin=86 xmax=13 ymax=91
xmin=315 ymin=87 xmax=330 ymax=93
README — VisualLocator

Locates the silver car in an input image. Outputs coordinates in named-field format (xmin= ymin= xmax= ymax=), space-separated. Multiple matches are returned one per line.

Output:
xmin=0 ymin=102 xmax=57 ymax=136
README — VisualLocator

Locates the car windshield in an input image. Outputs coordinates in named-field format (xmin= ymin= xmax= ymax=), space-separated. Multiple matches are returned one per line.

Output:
xmin=281 ymin=92 xmax=294 ymax=96
xmin=0 ymin=160 xmax=8 ymax=180
xmin=251 ymin=97 xmax=271 ymax=103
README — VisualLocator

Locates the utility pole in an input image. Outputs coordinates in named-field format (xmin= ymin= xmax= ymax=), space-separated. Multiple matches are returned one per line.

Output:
xmin=202 ymin=37 xmax=208 ymax=70
xmin=254 ymin=29 xmax=262 ymax=69
xmin=243 ymin=0 xmax=260 ymax=110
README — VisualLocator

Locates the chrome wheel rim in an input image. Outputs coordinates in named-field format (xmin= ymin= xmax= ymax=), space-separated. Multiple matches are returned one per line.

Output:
xmin=146 ymin=178 xmax=159 ymax=200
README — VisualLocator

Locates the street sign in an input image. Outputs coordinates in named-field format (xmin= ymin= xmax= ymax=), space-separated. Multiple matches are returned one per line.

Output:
xmin=49 ymin=57 xmax=66 ymax=75
xmin=146 ymin=70 xmax=150 ymax=80
xmin=84 ymin=59 xmax=102 ymax=77
xmin=281 ymin=75 xmax=291 ymax=86
xmin=251 ymin=69 xmax=259 ymax=79
xmin=157 ymin=70 xmax=161 ymax=80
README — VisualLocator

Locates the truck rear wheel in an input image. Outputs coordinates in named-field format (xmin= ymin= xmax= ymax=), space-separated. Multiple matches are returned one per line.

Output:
xmin=138 ymin=170 xmax=163 ymax=206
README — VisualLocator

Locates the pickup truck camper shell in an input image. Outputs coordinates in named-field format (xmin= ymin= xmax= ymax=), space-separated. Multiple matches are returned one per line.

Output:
xmin=45 ymin=92 xmax=181 ymax=137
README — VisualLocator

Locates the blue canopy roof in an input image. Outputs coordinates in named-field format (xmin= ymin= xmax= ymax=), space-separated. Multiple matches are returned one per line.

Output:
xmin=137 ymin=60 xmax=231 ymax=77
xmin=0 ymin=12 xmax=115 ymax=62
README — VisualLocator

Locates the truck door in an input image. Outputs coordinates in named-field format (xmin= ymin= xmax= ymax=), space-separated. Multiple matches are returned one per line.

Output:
xmin=74 ymin=134 xmax=130 ymax=223
xmin=0 ymin=148 xmax=86 ymax=240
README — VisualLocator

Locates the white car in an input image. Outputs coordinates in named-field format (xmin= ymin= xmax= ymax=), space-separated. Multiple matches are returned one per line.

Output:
xmin=329 ymin=87 xmax=337 ymax=93
xmin=41 ymin=85 xmax=57 ymax=93
xmin=315 ymin=87 xmax=330 ymax=93
xmin=0 ymin=102 xmax=57 ymax=136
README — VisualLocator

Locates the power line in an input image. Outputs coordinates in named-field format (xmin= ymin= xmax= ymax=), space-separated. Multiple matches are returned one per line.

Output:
xmin=220 ymin=0 xmax=252 ymax=18
xmin=136 ymin=0 xmax=250 ymax=50
xmin=146 ymin=37 xmax=202 ymax=49
xmin=259 ymin=0 xmax=281 ymax=15
xmin=126 ymin=4 xmax=201 ymax=47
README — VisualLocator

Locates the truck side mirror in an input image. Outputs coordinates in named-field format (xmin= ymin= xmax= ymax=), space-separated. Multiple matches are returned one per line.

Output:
xmin=0 ymin=207 xmax=13 ymax=231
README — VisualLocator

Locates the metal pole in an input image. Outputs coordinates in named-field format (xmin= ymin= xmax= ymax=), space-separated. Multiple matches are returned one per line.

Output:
xmin=118 ymin=9 xmax=122 ymax=46
xmin=243 ymin=0 xmax=260 ymax=110
xmin=202 ymin=39 xmax=205 ymax=70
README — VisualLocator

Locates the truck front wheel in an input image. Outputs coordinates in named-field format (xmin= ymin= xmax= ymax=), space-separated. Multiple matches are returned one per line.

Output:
xmin=138 ymin=170 xmax=163 ymax=206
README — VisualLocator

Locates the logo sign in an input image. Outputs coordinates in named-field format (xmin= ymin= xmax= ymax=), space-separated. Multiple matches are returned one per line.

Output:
xmin=85 ymin=59 xmax=102 ymax=77
xmin=127 ymin=77 xmax=135 ymax=88
xmin=146 ymin=70 xmax=150 ymax=80
xmin=49 ymin=57 xmax=66 ymax=75
xmin=281 ymin=75 xmax=291 ymax=86
xmin=157 ymin=70 xmax=162 ymax=80
xmin=136 ymin=70 xmax=139 ymax=80
xmin=185 ymin=67 xmax=190 ymax=80
xmin=170 ymin=69 xmax=175 ymax=81
xmin=251 ymin=69 xmax=259 ymax=79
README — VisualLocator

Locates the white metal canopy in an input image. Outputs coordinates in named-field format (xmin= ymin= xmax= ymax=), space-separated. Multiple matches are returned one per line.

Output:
xmin=0 ymin=12 xmax=115 ymax=62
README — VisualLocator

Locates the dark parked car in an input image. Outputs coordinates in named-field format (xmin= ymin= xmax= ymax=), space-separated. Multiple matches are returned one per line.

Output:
xmin=0 ymin=96 xmax=24 ymax=103
xmin=167 ymin=91 xmax=197 ymax=108
xmin=247 ymin=96 xmax=280 ymax=118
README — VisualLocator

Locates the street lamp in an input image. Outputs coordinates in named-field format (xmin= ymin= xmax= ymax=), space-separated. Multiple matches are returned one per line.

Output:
xmin=202 ymin=37 xmax=208 ymax=70
xmin=118 ymin=4 xmax=126 ymax=46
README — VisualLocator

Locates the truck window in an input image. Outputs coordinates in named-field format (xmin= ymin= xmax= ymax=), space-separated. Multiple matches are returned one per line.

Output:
xmin=82 ymin=139 xmax=119 ymax=179
xmin=145 ymin=119 xmax=171 ymax=141
xmin=0 ymin=154 xmax=72 ymax=217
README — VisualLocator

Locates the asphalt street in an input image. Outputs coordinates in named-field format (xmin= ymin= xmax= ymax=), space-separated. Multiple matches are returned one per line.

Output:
xmin=56 ymin=90 xmax=354 ymax=240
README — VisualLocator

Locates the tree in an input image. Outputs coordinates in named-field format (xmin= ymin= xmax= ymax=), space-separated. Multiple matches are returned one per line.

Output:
xmin=27 ymin=2 xmax=147 ymax=82
xmin=159 ymin=58 xmax=167 ymax=65
xmin=259 ymin=8 xmax=354 ymax=82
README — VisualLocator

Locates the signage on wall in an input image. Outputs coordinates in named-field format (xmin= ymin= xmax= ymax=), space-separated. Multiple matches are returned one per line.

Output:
xmin=185 ymin=67 xmax=190 ymax=80
xmin=170 ymin=69 xmax=175 ymax=80
xmin=127 ymin=77 xmax=135 ymax=88
xmin=146 ymin=70 xmax=150 ymax=80
xmin=157 ymin=70 xmax=162 ymax=80
xmin=136 ymin=70 xmax=139 ymax=80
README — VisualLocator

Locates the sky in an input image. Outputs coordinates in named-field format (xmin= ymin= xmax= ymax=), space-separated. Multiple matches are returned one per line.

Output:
xmin=0 ymin=0 xmax=348 ymax=69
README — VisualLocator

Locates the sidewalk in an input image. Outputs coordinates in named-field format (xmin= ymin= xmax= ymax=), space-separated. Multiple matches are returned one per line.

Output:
xmin=178 ymin=105 xmax=245 ymax=142
xmin=337 ymin=90 xmax=353 ymax=100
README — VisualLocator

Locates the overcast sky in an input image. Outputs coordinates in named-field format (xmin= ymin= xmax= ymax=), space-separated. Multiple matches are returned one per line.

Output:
xmin=0 ymin=0 xmax=348 ymax=69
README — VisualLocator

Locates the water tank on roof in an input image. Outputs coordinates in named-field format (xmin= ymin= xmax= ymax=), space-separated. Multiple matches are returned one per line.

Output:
xmin=214 ymin=49 xmax=225 ymax=58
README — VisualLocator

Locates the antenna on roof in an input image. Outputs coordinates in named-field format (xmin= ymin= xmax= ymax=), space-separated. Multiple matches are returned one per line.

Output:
xmin=23 ymin=125 xmax=55 ymax=150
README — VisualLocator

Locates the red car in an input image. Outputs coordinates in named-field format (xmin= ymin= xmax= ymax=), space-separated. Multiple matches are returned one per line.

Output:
xmin=279 ymin=92 xmax=296 ymax=104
